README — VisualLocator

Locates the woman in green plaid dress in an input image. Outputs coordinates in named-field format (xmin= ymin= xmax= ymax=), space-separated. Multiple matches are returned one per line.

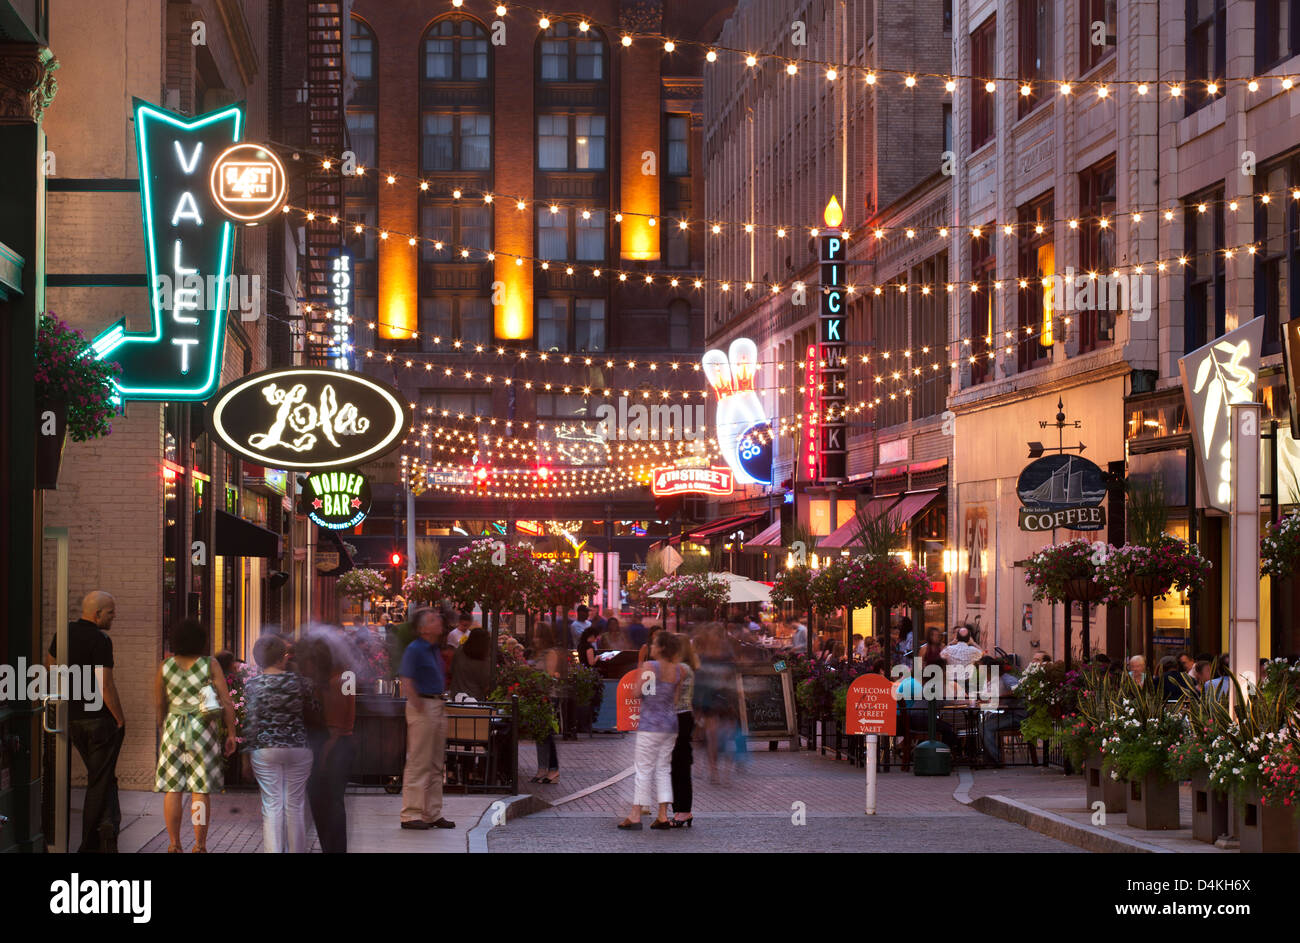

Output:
xmin=154 ymin=619 xmax=237 ymax=853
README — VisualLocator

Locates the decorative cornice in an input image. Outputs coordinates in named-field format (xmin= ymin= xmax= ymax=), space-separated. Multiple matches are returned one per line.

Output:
xmin=619 ymin=0 xmax=664 ymax=33
xmin=0 ymin=44 xmax=57 ymax=125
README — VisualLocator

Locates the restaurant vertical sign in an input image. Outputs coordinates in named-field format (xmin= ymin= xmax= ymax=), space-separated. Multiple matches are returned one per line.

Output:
xmin=818 ymin=197 xmax=847 ymax=482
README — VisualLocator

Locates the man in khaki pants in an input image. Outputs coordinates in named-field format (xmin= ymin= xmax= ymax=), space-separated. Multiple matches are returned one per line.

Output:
xmin=398 ymin=608 xmax=455 ymax=830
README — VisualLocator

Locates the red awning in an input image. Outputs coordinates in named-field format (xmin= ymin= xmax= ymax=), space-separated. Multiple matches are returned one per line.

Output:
xmin=687 ymin=511 xmax=768 ymax=540
xmin=746 ymin=520 xmax=784 ymax=548
xmin=819 ymin=496 xmax=899 ymax=548
xmin=886 ymin=489 xmax=941 ymax=527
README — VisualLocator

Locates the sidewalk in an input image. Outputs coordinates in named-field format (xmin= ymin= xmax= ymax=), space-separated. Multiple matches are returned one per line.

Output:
xmin=71 ymin=788 xmax=499 ymax=853
xmin=963 ymin=766 xmax=1233 ymax=853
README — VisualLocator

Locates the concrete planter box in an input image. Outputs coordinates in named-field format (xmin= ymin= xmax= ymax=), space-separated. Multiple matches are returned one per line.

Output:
xmin=1237 ymin=788 xmax=1300 ymax=854
xmin=1126 ymin=771 xmax=1180 ymax=830
xmin=1191 ymin=769 xmax=1229 ymax=844
xmin=1084 ymin=749 xmax=1126 ymax=813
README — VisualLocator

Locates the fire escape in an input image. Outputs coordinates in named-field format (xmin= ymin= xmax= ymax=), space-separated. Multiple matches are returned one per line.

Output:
xmin=304 ymin=1 xmax=347 ymax=367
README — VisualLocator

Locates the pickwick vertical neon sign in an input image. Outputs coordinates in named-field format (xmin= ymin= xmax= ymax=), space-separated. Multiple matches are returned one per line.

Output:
xmin=91 ymin=100 xmax=244 ymax=401
xmin=818 ymin=197 xmax=847 ymax=481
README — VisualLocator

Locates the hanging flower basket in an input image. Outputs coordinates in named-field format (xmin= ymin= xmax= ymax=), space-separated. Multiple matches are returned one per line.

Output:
xmin=537 ymin=560 xmax=599 ymax=611
xmin=440 ymin=538 xmax=541 ymax=613
xmin=336 ymin=568 xmax=389 ymax=603
xmin=1023 ymin=538 xmax=1114 ymax=605
xmin=849 ymin=553 xmax=932 ymax=611
xmin=401 ymin=571 xmax=441 ymax=605
xmin=33 ymin=313 xmax=121 ymax=489
xmin=1097 ymin=534 xmax=1212 ymax=603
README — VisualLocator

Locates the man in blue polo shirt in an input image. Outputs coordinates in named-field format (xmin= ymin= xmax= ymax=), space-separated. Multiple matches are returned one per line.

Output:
xmin=398 ymin=608 xmax=455 ymax=830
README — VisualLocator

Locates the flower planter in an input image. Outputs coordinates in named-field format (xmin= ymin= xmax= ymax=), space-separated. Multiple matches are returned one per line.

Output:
xmin=1126 ymin=771 xmax=1180 ymax=830
xmin=1236 ymin=787 xmax=1300 ymax=854
xmin=35 ymin=397 xmax=68 ymax=490
xmin=1084 ymin=749 xmax=1126 ymax=813
xmin=1190 ymin=769 xmax=1229 ymax=844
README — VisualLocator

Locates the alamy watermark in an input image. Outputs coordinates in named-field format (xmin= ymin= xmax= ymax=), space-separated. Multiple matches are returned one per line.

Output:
xmin=153 ymin=273 xmax=263 ymax=322
xmin=1043 ymin=268 xmax=1152 ymax=322
xmin=0 ymin=659 xmax=102 ymax=710
xmin=593 ymin=397 xmax=707 ymax=442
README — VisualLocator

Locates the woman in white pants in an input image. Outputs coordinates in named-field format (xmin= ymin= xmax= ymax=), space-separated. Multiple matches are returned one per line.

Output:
xmin=243 ymin=635 xmax=314 ymax=852
xmin=618 ymin=632 xmax=681 ymax=831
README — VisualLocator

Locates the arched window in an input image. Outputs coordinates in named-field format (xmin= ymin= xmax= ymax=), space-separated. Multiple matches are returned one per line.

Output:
xmin=419 ymin=15 xmax=493 ymax=349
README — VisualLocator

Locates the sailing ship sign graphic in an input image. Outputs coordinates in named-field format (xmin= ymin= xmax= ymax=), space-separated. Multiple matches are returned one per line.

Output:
xmin=1016 ymin=454 xmax=1108 ymax=531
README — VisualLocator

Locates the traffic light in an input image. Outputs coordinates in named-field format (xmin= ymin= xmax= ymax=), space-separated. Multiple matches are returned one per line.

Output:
xmin=536 ymin=464 xmax=550 ymax=482
xmin=474 ymin=465 xmax=489 ymax=488
xmin=389 ymin=551 xmax=403 ymax=568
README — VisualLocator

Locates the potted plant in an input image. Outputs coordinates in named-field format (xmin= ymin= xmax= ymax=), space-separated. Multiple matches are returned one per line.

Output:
xmin=1169 ymin=692 xmax=1228 ymax=843
xmin=489 ymin=663 xmax=559 ymax=744
xmin=1015 ymin=660 xmax=1089 ymax=760
xmin=1098 ymin=682 xmax=1187 ymax=829
xmin=33 ymin=313 xmax=122 ymax=488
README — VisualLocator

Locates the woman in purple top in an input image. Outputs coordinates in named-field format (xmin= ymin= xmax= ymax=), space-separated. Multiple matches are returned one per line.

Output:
xmin=618 ymin=631 xmax=681 ymax=831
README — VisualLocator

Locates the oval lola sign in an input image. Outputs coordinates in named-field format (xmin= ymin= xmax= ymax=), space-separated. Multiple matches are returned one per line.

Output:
xmin=210 ymin=368 xmax=409 ymax=470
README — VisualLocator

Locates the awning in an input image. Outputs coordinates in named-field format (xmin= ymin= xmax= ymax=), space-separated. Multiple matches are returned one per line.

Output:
xmin=819 ymin=496 xmax=898 ymax=548
xmin=215 ymin=510 xmax=281 ymax=558
xmin=886 ymin=489 xmax=941 ymax=526
xmin=745 ymin=520 xmax=784 ymax=548
xmin=686 ymin=511 xmax=768 ymax=541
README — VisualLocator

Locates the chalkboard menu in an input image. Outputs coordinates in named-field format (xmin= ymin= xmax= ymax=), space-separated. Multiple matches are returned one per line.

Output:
xmin=736 ymin=666 xmax=796 ymax=745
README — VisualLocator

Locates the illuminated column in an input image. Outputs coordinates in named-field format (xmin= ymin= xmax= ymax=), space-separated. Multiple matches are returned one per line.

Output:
xmin=1228 ymin=402 xmax=1261 ymax=707
xmin=618 ymin=38 xmax=660 ymax=261
xmin=492 ymin=17 xmax=534 ymax=342
xmin=376 ymin=16 xmax=418 ymax=340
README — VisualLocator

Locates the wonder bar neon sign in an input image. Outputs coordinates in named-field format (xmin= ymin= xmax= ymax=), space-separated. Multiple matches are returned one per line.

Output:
xmin=90 ymin=100 xmax=243 ymax=401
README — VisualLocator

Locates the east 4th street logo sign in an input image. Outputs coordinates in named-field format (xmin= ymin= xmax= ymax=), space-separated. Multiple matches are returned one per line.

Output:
xmin=91 ymin=100 xmax=245 ymax=401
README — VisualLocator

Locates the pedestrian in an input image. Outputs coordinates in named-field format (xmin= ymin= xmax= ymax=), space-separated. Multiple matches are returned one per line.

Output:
xmin=398 ymin=607 xmax=456 ymax=830
xmin=242 ymin=634 xmax=313 ymax=853
xmin=789 ymin=618 xmax=808 ymax=653
xmin=918 ymin=627 xmax=947 ymax=667
xmin=154 ymin=618 xmax=237 ymax=853
xmin=603 ymin=617 xmax=631 ymax=651
xmin=530 ymin=646 xmax=563 ymax=785
xmin=448 ymin=626 xmax=492 ymax=701
xmin=618 ymin=631 xmax=681 ymax=830
xmin=693 ymin=624 xmax=743 ymax=784
xmin=46 ymin=590 xmax=126 ymax=853
xmin=569 ymin=605 xmax=592 ymax=648
xmin=1127 ymin=654 xmax=1148 ymax=687
xmin=896 ymin=616 xmax=915 ymax=663
xmin=670 ymin=634 xmax=698 ymax=827
xmin=624 ymin=612 xmax=649 ymax=649
xmin=577 ymin=623 xmax=603 ymax=668
xmin=299 ymin=634 xmax=355 ymax=852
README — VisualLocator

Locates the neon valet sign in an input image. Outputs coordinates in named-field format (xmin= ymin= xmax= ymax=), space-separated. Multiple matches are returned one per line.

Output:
xmin=702 ymin=337 xmax=773 ymax=486
xmin=1179 ymin=317 xmax=1265 ymax=513
xmin=91 ymin=100 xmax=244 ymax=401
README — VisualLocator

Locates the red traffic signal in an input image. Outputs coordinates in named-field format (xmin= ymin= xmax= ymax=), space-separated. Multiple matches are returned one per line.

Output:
xmin=474 ymin=465 xmax=489 ymax=487
xmin=389 ymin=551 xmax=404 ymax=568
xmin=536 ymin=464 xmax=550 ymax=481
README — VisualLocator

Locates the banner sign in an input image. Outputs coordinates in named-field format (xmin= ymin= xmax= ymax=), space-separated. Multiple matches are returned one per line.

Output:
xmin=1282 ymin=318 xmax=1300 ymax=440
xmin=1016 ymin=454 xmax=1108 ymax=532
xmin=702 ymin=337 xmax=773 ymax=485
xmin=818 ymin=212 xmax=847 ymax=481
xmin=91 ymin=100 xmax=244 ymax=401
xmin=330 ymin=251 xmax=353 ymax=370
xmin=299 ymin=469 xmax=372 ymax=530
xmin=1178 ymin=317 xmax=1265 ymax=513
xmin=651 ymin=465 xmax=734 ymax=497
xmin=800 ymin=343 xmax=820 ymax=483
xmin=210 ymin=367 xmax=409 ymax=470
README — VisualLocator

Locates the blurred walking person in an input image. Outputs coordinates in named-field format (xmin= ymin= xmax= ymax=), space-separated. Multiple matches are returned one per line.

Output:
xmin=618 ymin=631 xmax=681 ymax=830
xmin=242 ymin=634 xmax=313 ymax=852
xmin=530 ymin=645 xmax=564 ymax=784
xmin=693 ymin=624 xmax=744 ymax=785
xmin=299 ymin=633 xmax=356 ymax=852
xmin=448 ymin=627 xmax=492 ymax=701
xmin=670 ymin=634 xmax=698 ymax=827
xmin=154 ymin=619 xmax=237 ymax=853
xmin=398 ymin=608 xmax=456 ymax=830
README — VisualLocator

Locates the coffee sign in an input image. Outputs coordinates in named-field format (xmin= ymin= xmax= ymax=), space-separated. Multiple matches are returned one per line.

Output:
xmin=211 ymin=368 xmax=409 ymax=470
xmin=300 ymin=469 xmax=372 ymax=530
xmin=1016 ymin=454 xmax=1107 ymax=532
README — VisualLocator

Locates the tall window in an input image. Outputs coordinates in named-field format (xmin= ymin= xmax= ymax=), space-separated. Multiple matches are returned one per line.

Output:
xmin=421 ymin=113 xmax=491 ymax=171
xmin=350 ymin=19 xmax=375 ymax=80
xmin=1257 ymin=0 xmax=1300 ymax=74
xmin=539 ymin=21 xmax=605 ymax=81
xmin=1184 ymin=190 xmax=1225 ymax=352
xmin=418 ymin=390 xmax=493 ymax=419
xmin=970 ymin=17 xmax=996 ymax=150
xmin=421 ymin=203 xmax=491 ymax=261
xmin=423 ymin=17 xmax=489 ymax=80
xmin=913 ymin=254 xmax=950 ymax=419
xmin=1017 ymin=194 xmax=1053 ymax=372
xmin=1080 ymin=0 xmax=1117 ymax=72
xmin=419 ymin=297 xmax=492 ymax=348
xmin=668 ymin=299 xmax=692 ymax=350
xmin=666 ymin=115 xmax=689 ymax=176
xmin=536 ymin=298 xmax=606 ymax=351
xmin=879 ymin=285 xmax=909 ymax=428
xmin=1018 ymin=0 xmax=1053 ymax=117
xmin=536 ymin=114 xmax=606 ymax=170
xmin=345 ymin=17 xmax=378 ymax=348
xmin=1256 ymin=155 xmax=1300 ymax=356
xmin=1079 ymin=158 xmax=1116 ymax=352
xmin=1186 ymin=0 xmax=1225 ymax=115
xmin=970 ymin=235 xmax=996 ymax=386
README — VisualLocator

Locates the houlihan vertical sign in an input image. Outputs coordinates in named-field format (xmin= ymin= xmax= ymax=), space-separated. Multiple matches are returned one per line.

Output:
xmin=818 ymin=197 xmax=847 ymax=482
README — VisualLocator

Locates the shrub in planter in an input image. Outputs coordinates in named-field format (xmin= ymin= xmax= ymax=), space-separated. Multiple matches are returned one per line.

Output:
xmin=490 ymin=664 xmax=558 ymax=742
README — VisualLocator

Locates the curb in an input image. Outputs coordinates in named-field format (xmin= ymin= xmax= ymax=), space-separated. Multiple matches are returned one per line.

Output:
xmin=466 ymin=793 xmax=552 ymax=853
xmin=966 ymin=793 xmax=1171 ymax=853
